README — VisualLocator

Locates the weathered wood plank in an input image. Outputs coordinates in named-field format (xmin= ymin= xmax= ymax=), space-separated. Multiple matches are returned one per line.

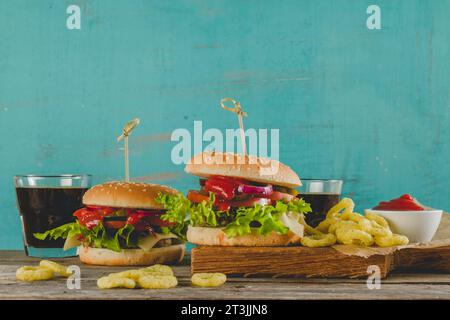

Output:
xmin=0 ymin=251 xmax=449 ymax=300
xmin=0 ymin=279 xmax=448 ymax=300
xmin=2 ymin=265 xmax=450 ymax=285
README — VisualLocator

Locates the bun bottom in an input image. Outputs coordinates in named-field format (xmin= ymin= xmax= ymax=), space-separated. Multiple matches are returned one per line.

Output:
xmin=187 ymin=226 xmax=300 ymax=246
xmin=78 ymin=244 xmax=185 ymax=266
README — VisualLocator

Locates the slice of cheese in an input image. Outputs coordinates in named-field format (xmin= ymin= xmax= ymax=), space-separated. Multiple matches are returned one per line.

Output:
xmin=137 ymin=233 xmax=178 ymax=251
xmin=279 ymin=212 xmax=305 ymax=237
xmin=63 ymin=234 xmax=82 ymax=251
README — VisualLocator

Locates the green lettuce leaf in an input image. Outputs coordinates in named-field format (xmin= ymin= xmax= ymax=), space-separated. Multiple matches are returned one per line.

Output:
xmin=156 ymin=192 xmax=312 ymax=238
xmin=34 ymin=222 xmax=83 ymax=241
xmin=223 ymin=199 xmax=311 ymax=238
xmin=34 ymin=221 xmax=137 ymax=253
xmin=189 ymin=193 xmax=229 ymax=227
xmin=157 ymin=192 xmax=192 ymax=240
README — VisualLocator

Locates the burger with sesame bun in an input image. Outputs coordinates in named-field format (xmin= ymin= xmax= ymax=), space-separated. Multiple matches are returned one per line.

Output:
xmin=157 ymin=151 xmax=312 ymax=246
xmin=35 ymin=181 xmax=185 ymax=266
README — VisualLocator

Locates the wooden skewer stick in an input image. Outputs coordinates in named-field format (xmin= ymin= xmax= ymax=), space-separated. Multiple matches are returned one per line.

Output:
xmin=220 ymin=98 xmax=248 ymax=155
xmin=117 ymin=118 xmax=140 ymax=182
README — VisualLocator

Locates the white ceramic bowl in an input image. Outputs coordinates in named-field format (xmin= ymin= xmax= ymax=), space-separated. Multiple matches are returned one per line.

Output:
xmin=364 ymin=209 xmax=443 ymax=243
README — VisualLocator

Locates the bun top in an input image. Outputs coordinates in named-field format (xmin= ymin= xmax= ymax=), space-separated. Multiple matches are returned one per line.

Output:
xmin=185 ymin=151 xmax=301 ymax=188
xmin=82 ymin=181 xmax=178 ymax=210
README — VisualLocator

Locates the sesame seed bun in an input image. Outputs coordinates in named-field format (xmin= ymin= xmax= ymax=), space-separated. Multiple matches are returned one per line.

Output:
xmin=185 ymin=151 xmax=301 ymax=188
xmin=82 ymin=181 xmax=178 ymax=210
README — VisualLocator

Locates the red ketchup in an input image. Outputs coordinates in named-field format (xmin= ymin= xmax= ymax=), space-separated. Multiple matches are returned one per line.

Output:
xmin=373 ymin=194 xmax=425 ymax=211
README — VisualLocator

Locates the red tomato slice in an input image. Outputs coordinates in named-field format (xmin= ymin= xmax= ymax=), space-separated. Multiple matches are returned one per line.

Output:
xmin=216 ymin=202 xmax=231 ymax=211
xmin=135 ymin=209 xmax=165 ymax=216
xmin=230 ymin=197 xmax=271 ymax=208
xmin=126 ymin=212 xmax=174 ymax=232
xmin=73 ymin=207 xmax=93 ymax=218
xmin=73 ymin=208 xmax=103 ymax=228
xmin=74 ymin=206 xmax=171 ymax=231
xmin=104 ymin=220 xmax=127 ymax=230
xmin=74 ymin=207 xmax=124 ymax=229
xmin=204 ymin=176 xmax=244 ymax=200
xmin=142 ymin=216 xmax=175 ymax=227
xmin=265 ymin=191 xmax=295 ymax=202
xmin=85 ymin=206 xmax=115 ymax=216
xmin=187 ymin=190 xmax=210 ymax=204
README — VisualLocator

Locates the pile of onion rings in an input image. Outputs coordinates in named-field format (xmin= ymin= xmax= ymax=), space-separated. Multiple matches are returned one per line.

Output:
xmin=300 ymin=198 xmax=409 ymax=248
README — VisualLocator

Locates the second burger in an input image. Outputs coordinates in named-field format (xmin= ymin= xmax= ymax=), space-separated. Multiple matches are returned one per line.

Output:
xmin=158 ymin=151 xmax=311 ymax=246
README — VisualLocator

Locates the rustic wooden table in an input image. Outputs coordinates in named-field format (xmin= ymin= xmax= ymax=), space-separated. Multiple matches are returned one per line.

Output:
xmin=0 ymin=250 xmax=449 ymax=300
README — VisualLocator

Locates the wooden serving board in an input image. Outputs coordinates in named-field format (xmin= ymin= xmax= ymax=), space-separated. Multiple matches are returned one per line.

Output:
xmin=191 ymin=244 xmax=450 ymax=278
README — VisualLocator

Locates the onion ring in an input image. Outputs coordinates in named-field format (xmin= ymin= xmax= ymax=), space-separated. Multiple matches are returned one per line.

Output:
xmin=326 ymin=198 xmax=355 ymax=219
xmin=138 ymin=274 xmax=178 ymax=289
xmin=97 ymin=276 xmax=136 ymax=289
xmin=39 ymin=260 xmax=72 ymax=277
xmin=16 ymin=266 xmax=54 ymax=282
xmin=141 ymin=264 xmax=174 ymax=276
xmin=191 ymin=273 xmax=227 ymax=287
xmin=374 ymin=234 xmax=409 ymax=247
xmin=108 ymin=270 xmax=145 ymax=281
xmin=301 ymin=233 xmax=336 ymax=247
xmin=336 ymin=227 xmax=374 ymax=246
xmin=365 ymin=212 xmax=390 ymax=229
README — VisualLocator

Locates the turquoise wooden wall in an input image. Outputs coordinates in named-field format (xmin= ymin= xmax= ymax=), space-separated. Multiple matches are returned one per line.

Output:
xmin=0 ymin=0 xmax=449 ymax=249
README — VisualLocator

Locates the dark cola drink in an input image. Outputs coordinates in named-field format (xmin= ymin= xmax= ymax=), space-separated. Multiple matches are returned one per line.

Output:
xmin=298 ymin=193 xmax=340 ymax=227
xmin=15 ymin=187 xmax=88 ymax=248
